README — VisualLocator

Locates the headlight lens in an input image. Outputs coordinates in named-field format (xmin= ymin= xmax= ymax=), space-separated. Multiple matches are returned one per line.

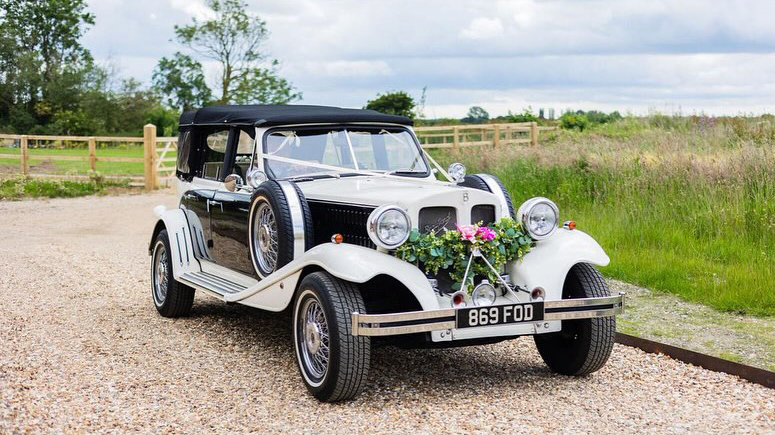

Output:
xmin=368 ymin=205 xmax=411 ymax=249
xmin=447 ymin=162 xmax=466 ymax=183
xmin=472 ymin=281 xmax=497 ymax=306
xmin=518 ymin=197 xmax=559 ymax=240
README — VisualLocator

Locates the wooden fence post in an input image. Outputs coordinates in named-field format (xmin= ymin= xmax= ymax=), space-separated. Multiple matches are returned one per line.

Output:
xmin=20 ymin=135 xmax=29 ymax=176
xmin=88 ymin=137 xmax=97 ymax=172
xmin=143 ymin=124 xmax=157 ymax=191
xmin=530 ymin=122 xmax=538 ymax=146
xmin=493 ymin=124 xmax=501 ymax=148
xmin=453 ymin=126 xmax=459 ymax=149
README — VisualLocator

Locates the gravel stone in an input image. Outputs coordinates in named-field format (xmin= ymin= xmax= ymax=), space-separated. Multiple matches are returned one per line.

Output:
xmin=1 ymin=193 xmax=774 ymax=434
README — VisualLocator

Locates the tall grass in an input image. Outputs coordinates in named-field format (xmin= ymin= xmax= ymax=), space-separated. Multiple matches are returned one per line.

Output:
xmin=435 ymin=116 xmax=775 ymax=316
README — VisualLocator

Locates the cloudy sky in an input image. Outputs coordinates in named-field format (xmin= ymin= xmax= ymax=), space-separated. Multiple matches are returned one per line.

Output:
xmin=83 ymin=0 xmax=775 ymax=118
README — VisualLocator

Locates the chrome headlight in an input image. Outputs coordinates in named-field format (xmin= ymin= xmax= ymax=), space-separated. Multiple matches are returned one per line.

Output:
xmin=518 ymin=197 xmax=559 ymax=240
xmin=472 ymin=280 xmax=497 ymax=306
xmin=367 ymin=205 xmax=411 ymax=249
xmin=447 ymin=162 xmax=466 ymax=183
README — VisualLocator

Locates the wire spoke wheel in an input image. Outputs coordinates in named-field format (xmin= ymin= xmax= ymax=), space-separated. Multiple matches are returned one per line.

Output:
xmin=253 ymin=201 xmax=278 ymax=275
xmin=152 ymin=241 xmax=169 ymax=305
xmin=298 ymin=296 xmax=330 ymax=381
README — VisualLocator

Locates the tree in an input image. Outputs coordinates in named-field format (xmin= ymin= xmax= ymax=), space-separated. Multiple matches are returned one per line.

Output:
xmin=0 ymin=0 xmax=95 ymax=132
xmin=365 ymin=91 xmax=416 ymax=119
xmin=152 ymin=53 xmax=212 ymax=111
xmin=463 ymin=106 xmax=489 ymax=124
xmin=171 ymin=0 xmax=300 ymax=105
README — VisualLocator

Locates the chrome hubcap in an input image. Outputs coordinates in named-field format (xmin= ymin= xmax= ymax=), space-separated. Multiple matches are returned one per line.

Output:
xmin=152 ymin=241 xmax=168 ymax=305
xmin=253 ymin=202 xmax=278 ymax=274
xmin=299 ymin=298 xmax=329 ymax=379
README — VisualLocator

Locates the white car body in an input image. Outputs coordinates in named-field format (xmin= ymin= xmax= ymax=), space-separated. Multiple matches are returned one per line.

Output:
xmin=153 ymin=123 xmax=619 ymax=344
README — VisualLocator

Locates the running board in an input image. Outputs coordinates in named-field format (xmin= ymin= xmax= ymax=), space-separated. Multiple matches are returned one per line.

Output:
xmin=178 ymin=271 xmax=248 ymax=298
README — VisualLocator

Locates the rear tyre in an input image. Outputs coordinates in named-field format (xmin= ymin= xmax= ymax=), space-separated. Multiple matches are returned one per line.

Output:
xmin=459 ymin=174 xmax=516 ymax=218
xmin=534 ymin=263 xmax=615 ymax=375
xmin=151 ymin=230 xmax=195 ymax=317
xmin=293 ymin=272 xmax=371 ymax=402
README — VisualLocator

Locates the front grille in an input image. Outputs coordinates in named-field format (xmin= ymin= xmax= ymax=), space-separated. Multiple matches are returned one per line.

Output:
xmin=419 ymin=207 xmax=457 ymax=234
xmin=308 ymin=201 xmax=375 ymax=248
xmin=471 ymin=204 xmax=496 ymax=226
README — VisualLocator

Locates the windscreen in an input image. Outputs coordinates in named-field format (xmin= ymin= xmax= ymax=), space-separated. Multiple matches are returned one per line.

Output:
xmin=262 ymin=126 xmax=428 ymax=179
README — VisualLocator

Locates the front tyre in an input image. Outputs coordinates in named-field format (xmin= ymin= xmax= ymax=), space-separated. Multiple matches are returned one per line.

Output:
xmin=293 ymin=272 xmax=370 ymax=402
xmin=534 ymin=263 xmax=615 ymax=375
xmin=151 ymin=229 xmax=195 ymax=317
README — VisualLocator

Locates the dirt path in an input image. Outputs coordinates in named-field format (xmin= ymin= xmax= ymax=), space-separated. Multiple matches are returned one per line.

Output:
xmin=1 ymin=193 xmax=773 ymax=434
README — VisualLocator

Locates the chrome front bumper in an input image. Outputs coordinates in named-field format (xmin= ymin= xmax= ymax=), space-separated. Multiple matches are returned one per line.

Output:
xmin=351 ymin=293 xmax=625 ymax=337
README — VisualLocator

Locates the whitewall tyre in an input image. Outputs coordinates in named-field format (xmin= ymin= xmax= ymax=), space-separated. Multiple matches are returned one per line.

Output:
xmin=293 ymin=272 xmax=370 ymax=402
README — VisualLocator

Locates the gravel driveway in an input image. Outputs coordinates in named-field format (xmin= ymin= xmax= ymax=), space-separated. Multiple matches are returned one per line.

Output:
xmin=1 ymin=193 xmax=773 ymax=434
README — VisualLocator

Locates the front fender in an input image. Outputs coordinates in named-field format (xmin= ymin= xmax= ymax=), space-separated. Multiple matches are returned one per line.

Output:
xmin=233 ymin=243 xmax=439 ymax=312
xmin=507 ymin=228 xmax=609 ymax=300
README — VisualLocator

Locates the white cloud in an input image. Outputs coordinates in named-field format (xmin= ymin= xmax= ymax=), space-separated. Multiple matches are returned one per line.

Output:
xmin=82 ymin=0 xmax=775 ymax=117
xmin=460 ymin=17 xmax=504 ymax=40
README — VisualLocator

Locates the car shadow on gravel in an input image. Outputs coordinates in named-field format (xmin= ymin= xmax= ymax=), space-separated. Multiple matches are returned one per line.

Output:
xmin=183 ymin=297 xmax=557 ymax=399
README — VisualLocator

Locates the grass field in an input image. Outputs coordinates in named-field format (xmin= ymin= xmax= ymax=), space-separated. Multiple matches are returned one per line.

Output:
xmin=0 ymin=145 xmax=174 ymax=175
xmin=435 ymin=115 xmax=775 ymax=316
xmin=0 ymin=176 xmax=130 ymax=200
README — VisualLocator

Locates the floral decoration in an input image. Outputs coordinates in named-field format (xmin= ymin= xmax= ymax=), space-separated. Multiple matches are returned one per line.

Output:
xmin=395 ymin=217 xmax=534 ymax=293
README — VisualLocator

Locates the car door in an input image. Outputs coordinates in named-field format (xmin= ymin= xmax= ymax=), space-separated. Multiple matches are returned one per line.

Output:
xmin=209 ymin=127 xmax=257 ymax=276
xmin=180 ymin=128 xmax=230 ymax=261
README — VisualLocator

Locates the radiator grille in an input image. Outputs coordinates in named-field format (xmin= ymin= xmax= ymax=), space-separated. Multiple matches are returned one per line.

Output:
xmin=308 ymin=201 xmax=375 ymax=248
xmin=471 ymin=204 xmax=496 ymax=226
xmin=419 ymin=207 xmax=457 ymax=234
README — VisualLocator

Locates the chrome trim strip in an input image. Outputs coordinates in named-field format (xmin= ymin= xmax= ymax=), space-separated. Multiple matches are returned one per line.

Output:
xmin=544 ymin=308 xmax=621 ymax=321
xmin=544 ymin=295 xmax=623 ymax=309
xmin=277 ymin=180 xmax=306 ymax=259
xmin=351 ymin=294 xmax=625 ymax=336
xmin=476 ymin=173 xmax=510 ymax=219
xmin=353 ymin=320 xmax=458 ymax=337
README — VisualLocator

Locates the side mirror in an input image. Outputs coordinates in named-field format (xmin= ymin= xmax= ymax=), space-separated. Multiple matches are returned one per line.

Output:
xmin=224 ymin=173 xmax=244 ymax=192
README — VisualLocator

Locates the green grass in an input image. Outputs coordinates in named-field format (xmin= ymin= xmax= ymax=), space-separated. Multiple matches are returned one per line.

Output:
xmin=0 ymin=176 xmax=130 ymax=200
xmin=0 ymin=145 xmax=174 ymax=175
xmin=435 ymin=115 xmax=775 ymax=316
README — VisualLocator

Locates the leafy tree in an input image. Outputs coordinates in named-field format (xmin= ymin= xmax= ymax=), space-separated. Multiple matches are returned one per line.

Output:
xmin=560 ymin=112 xmax=590 ymax=131
xmin=506 ymin=107 xmax=539 ymax=123
xmin=152 ymin=53 xmax=212 ymax=110
xmin=462 ymin=106 xmax=489 ymax=124
xmin=171 ymin=0 xmax=300 ymax=105
xmin=0 ymin=0 xmax=95 ymax=132
xmin=365 ymin=91 xmax=416 ymax=119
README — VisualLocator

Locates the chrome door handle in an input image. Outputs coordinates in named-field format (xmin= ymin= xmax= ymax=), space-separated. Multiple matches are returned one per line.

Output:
xmin=183 ymin=192 xmax=197 ymax=200
xmin=207 ymin=199 xmax=223 ymax=212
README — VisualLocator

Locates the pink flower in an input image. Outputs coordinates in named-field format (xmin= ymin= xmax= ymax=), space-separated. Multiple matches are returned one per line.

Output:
xmin=477 ymin=227 xmax=496 ymax=242
xmin=456 ymin=224 xmax=478 ymax=242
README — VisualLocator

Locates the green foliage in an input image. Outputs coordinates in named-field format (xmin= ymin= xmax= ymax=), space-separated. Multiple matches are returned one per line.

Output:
xmin=0 ymin=0 xmax=95 ymax=132
xmin=152 ymin=53 xmax=212 ymax=110
xmin=462 ymin=106 xmax=490 ymax=124
xmin=395 ymin=218 xmax=533 ymax=292
xmin=506 ymin=108 xmax=539 ymax=123
xmin=560 ymin=112 xmax=590 ymax=131
xmin=171 ymin=0 xmax=300 ymax=105
xmin=0 ymin=176 xmax=128 ymax=200
xmin=365 ymin=91 xmax=416 ymax=119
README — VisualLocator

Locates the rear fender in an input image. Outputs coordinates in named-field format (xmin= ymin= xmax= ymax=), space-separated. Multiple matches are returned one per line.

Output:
xmin=507 ymin=228 xmax=609 ymax=301
xmin=148 ymin=207 xmax=201 ymax=279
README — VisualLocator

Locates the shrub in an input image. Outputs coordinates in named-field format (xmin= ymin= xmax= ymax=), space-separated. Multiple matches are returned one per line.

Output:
xmin=560 ymin=112 xmax=589 ymax=131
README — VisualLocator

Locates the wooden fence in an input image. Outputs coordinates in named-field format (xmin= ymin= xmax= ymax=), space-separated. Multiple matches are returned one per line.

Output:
xmin=0 ymin=125 xmax=176 ymax=191
xmin=0 ymin=122 xmax=555 ymax=190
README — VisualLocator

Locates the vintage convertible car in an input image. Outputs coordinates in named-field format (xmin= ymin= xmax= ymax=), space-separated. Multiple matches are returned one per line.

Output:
xmin=149 ymin=105 xmax=624 ymax=402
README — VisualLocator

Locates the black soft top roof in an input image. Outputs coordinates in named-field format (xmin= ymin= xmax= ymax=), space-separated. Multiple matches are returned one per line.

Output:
xmin=179 ymin=104 xmax=413 ymax=128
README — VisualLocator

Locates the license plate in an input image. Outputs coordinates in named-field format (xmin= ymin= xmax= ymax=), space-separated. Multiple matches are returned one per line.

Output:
xmin=456 ymin=302 xmax=544 ymax=329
